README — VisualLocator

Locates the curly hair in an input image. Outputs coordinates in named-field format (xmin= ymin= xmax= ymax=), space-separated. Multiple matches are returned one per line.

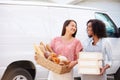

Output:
xmin=87 ymin=19 xmax=107 ymax=38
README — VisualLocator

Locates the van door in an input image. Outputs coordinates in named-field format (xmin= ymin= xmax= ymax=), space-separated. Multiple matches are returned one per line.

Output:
xmin=95 ymin=12 xmax=120 ymax=78
xmin=0 ymin=4 xmax=51 ymax=80
xmin=68 ymin=8 xmax=94 ymax=42
xmin=48 ymin=6 xmax=69 ymax=39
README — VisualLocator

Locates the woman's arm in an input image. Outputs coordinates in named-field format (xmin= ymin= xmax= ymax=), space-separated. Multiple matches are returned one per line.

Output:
xmin=100 ymin=64 xmax=110 ymax=75
xmin=100 ymin=38 xmax=112 ymax=75
xmin=68 ymin=60 xmax=78 ymax=69
xmin=104 ymin=39 xmax=112 ymax=67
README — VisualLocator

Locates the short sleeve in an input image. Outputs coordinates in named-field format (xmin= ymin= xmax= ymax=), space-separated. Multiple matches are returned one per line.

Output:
xmin=76 ymin=40 xmax=83 ymax=53
xmin=74 ymin=40 xmax=83 ymax=60
xmin=50 ymin=37 xmax=56 ymax=51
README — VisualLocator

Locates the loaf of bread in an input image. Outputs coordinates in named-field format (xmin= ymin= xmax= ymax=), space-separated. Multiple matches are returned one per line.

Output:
xmin=34 ymin=44 xmax=45 ymax=57
xmin=46 ymin=44 xmax=53 ymax=53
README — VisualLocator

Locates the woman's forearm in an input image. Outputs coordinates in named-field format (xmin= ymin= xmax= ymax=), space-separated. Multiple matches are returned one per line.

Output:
xmin=103 ymin=64 xmax=110 ymax=70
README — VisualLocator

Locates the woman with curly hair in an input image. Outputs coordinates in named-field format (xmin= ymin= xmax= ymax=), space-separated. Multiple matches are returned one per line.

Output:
xmin=82 ymin=19 xmax=112 ymax=80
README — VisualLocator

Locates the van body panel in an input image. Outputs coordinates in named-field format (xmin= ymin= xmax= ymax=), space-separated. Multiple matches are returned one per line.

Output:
xmin=0 ymin=1 xmax=119 ymax=80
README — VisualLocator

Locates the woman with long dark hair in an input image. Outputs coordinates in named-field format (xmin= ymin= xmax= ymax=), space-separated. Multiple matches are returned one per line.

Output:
xmin=48 ymin=19 xmax=83 ymax=80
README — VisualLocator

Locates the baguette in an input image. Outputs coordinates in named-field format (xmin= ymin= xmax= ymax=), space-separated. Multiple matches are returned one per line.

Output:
xmin=40 ymin=42 xmax=46 ymax=50
xmin=46 ymin=44 xmax=53 ymax=53
xmin=34 ymin=44 xmax=45 ymax=57
xmin=39 ymin=44 xmax=46 ymax=53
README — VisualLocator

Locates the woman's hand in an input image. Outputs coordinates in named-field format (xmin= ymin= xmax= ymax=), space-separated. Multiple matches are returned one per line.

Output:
xmin=99 ymin=67 xmax=106 ymax=75
xmin=34 ymin=55 xmax=38 ymax=61
xmin=68 ymin=60 xmax=78 ymax=69
xmin=34 ymin=52 xmax=38 ymax=61
xmin=99 ymin=64 xmax=110 ymax=75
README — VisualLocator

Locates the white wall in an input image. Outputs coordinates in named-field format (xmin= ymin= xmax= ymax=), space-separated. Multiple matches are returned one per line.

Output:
xmin=77 ymin=1 xmax=120 ymax=27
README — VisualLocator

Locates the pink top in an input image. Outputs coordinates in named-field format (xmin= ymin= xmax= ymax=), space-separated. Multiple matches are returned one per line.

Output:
xmin=50 ymin=37 xmax=83 ymax=61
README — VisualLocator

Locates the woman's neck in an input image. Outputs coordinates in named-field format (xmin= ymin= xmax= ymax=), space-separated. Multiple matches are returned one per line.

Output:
xmin=62 ymin=34 xmax=73 ymax=42
xmin=63 ymin=34 xmax=72 ymax=40
xmin=92 ymin=35 xmax=99 ymax=45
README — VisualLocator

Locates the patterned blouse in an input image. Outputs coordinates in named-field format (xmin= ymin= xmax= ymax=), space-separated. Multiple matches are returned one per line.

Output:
xmin=50 ymin=37 xmax=83 ymax=61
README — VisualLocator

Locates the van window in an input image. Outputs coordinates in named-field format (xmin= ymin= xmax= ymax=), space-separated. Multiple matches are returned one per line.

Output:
xmin=95 ymin=12 xmax=117 ymax=37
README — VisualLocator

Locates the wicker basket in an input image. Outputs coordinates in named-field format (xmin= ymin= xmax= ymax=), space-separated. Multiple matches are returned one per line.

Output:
xmin=36 ymin=54 xmax=71 ymax=74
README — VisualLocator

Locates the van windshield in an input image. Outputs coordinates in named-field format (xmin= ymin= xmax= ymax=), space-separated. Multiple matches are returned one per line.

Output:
xmin=95 ymin=12 xmax=117 ymax=37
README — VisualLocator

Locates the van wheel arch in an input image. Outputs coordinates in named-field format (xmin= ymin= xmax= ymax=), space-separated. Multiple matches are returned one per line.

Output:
xmin=1 ymin=60 xmax=36 ymax=80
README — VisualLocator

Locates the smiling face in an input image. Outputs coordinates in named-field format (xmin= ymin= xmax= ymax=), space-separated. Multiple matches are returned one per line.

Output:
xmin=61 ymin=20 xmax=77 ymax=37
xmin=66 ymin=21 xmax=77 ymax=36
xmin=86 ymin=19 xmax=107 ymax=38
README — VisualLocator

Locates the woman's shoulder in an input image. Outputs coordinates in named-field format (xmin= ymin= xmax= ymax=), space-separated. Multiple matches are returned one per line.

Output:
xmin=74 ymin=38 xmax=79 ymax=41
xmin=52 ymin=36 xmax=62 ymax=41
xmin=83 ymin=37 xmax=92 ymax=43
xmin=73 ymin=38 xmax=82 ymax=44
xmin=74 ymin=38 xmax=80 ymax=42
xmin=50 ymin=36 xmax=62 ymax=45
xmin=82 ymin=37 xmax=92 ymax=46
xmin=102 ymin=38 xmax=111 ymax=45
xmin=102 ymin=38 xmax=110 ymax=42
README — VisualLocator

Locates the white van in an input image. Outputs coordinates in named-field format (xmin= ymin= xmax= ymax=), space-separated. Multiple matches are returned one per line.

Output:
xmin=0 ymin=1 xmax=120 ymax=80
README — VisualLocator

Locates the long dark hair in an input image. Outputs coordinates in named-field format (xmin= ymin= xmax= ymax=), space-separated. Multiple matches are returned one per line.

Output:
xmin=87 ymin=19 xmax=107 ymax=38
xmin=61 ymin=20 xmax=77 ymax=37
